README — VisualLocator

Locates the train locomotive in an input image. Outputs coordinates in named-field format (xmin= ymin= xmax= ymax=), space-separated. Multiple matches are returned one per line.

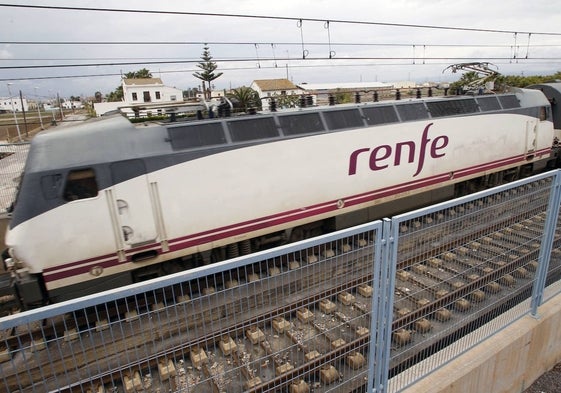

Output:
xmin=3 ymin=83 xmax=561 ymax=309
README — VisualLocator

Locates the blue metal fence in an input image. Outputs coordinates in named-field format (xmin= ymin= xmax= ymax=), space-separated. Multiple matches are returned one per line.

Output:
xmin=0 ymin=170 xmax=560 ymax=392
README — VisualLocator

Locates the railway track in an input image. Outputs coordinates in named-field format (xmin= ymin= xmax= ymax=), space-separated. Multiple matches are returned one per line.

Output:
xmin=1 ymin=179 xmax=560 ymax=392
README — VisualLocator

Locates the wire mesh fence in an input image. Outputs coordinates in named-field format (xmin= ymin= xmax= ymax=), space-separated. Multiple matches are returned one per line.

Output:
xmin=0 ymin=171 xmax=560 ymax=393
xmin=387 ymin=172 xmax=561 ymax=392
xmin=0 ymin=223 xmax=385 ymax=393
xmin=0 ymin=143 xmax=29 ymax=214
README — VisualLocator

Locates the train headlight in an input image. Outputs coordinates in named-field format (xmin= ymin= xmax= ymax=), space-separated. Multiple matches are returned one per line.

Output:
xmin=4 ymin=257 xmax=14 ymax=270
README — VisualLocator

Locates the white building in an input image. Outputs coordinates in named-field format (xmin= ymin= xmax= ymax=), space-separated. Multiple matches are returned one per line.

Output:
xmin=122 ymin=77 xmax=183 ymax=105
xmin=94 ymin=77 xmax=185 ymax=117
xmin=0 ymin=97 xmax=29 ymax=113
xmin=62 ymin=100 xmax=84 ymax=110
xmin=250 ymin=79 xmax=304 ymax=110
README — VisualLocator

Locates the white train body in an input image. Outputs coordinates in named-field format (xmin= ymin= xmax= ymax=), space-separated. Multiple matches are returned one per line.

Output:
xmin=4 ymin=86 xmax=559 ymax=306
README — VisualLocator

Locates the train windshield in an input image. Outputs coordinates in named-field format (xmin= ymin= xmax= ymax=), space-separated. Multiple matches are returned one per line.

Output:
xmin=63 ymin=169 xmax=98 ymax=201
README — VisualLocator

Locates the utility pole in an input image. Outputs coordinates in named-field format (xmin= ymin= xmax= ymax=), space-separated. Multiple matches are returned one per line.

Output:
xmin=57 ymin=93 xmax=64 ymax=120
xmin=34 ymin=87 xmax=44 ymax=130
xmin=6 ymin=83 xmax=21 ymax=142
xmin=19 ymin=90 xmax=28 ymax=138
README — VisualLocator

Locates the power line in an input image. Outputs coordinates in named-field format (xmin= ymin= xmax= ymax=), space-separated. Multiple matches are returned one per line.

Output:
xmin=3 ymin=60 xmax=561 ymax=83
xmin=2 ymin=56 xmax=561 ymax=71
xmin=1 ymin=3 xmax=561 ymax=36
xmin=1 ymin=3 xmax=559 ymax=92
xmin=2 ymin=40 xmax=560 ymax=48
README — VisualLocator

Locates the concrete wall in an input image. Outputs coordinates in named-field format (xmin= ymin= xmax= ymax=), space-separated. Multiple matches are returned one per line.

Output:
xmin=400 ymin=287 xmax=561 ymax=393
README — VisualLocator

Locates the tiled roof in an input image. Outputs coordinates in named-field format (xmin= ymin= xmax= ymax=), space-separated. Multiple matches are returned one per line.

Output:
xmin=123 ymin=78 xmax=164 ymax=86
xmin=252 ymin=79 xmax=299 ymax=91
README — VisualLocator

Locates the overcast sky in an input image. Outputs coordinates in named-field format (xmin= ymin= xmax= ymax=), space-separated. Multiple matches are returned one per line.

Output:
xmin=1 ymin=0 xmax=561 ymax=100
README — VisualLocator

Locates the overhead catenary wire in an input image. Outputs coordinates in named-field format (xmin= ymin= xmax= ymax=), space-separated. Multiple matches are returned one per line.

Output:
xmin=1 ymin=3 xmax=560 ymax=88
xmin=1 ymin=3 xmax=561 ymax=36
xmin=3 ymin=56 xmax=561 ymax=71
xmin=1 ymin=41 xmax=560 ymax=48
xmin=3 ymin=60 xmax=561 ymax=83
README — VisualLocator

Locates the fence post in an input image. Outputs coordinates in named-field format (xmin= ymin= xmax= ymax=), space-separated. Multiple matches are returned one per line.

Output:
xmin=531 ymin=169 xmax=561 ymax=316
xmin=368 ymin=218 xmax=396 ymax=392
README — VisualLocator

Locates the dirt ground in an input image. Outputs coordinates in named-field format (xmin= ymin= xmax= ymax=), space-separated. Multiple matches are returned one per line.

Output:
xmin=523 ymin=362 xmax=561 ymax=392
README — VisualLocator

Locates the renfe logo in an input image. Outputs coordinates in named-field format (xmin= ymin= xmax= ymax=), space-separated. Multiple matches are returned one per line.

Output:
xmin=348 ymin=123 xmax=449 ymax=177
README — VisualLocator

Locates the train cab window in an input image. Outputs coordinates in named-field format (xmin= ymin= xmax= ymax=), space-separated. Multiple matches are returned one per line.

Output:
xmin=362 ymin=105 xmax=399 ymax=126
xmin=278 ymin=112 xmax=324 ymax=135
xmin=322 ymin=109 xmax=363 ymax=130
xmin=228 ymin=117 xmax=279 ymax=142
xmin=396 ymin=103 xmax=429 ymax=122
xmin=426 ymin=98 xmax=478 ymax=117
xmin=63 ymin=169 xmax=98 ymax=201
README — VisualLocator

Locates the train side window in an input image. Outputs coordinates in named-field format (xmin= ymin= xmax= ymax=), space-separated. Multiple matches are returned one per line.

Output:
xmin=228 ymin=117 xmax=279 ymax=142
xmin=539 ymin=106 xmax=547 ymax=121
xmin=278 ymin=112 xmax=324 ymax=135
xmin=168 ymin=123 xmax=226 ymax=150
xmin=476 ymin=96 xmax=501 ymax=111
xmin=322 ymin=109 xmax=363 ymax=130
xmin=63 ymin=169 xmax=98 ymax=201
xmin=426 ymin=98 xmax=478 ymax=117
xmin=396 ymin=103 xmax=429 ymax=122
xmin=498 ymin=95 xmax=520 ymax=109
xmin=362 ymin=106 xmax=399 ymax=126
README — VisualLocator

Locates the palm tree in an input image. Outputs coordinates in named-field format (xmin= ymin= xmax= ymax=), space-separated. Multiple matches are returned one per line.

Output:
xmin=193 ymin=45 xmax=223 ymax=100
xmin=227 ymin=87 xmax=261 ymax=113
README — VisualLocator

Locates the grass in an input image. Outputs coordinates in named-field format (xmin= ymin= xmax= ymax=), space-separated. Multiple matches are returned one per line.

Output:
xmin=0 ymin=109 xmax=87 ymax=142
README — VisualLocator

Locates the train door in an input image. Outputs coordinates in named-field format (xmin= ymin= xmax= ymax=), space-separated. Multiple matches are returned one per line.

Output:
xmin=108 ymin=159 xmax=158 ymax=254
xmin=526 ymin=118 xmax=538 ymax=155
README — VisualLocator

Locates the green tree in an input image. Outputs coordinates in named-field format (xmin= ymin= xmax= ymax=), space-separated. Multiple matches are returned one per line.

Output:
xmin=274 ymin=93 xmax=301 ymax=109
xmin=105 ymin=68 xmax=154 ymax=102
xmin=105 ymin=88 xmax=123 ymax=102
xmin=124 ymin=68 xmax=152 ymax=79
xmin=183 ymin=87 xmax=199 ymax=99
xmin=227 ymin=86 xmax=261 ymax=112
xmin=193 ymin=45 xmax=223 ymax=100
xmin=449 ymin=71 xmax=483 ymax=93
xmin=450 ymin=70 xmax=561 ymax=92
xmin=335 ymin=89 xmax=353 ymax=104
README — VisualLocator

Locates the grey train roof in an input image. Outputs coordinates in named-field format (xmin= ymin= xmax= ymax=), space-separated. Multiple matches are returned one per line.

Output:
xmin=527 ymin=82 xmax=561 ymax=130
xmin=25 ymin=115 xmax=172 ymax=173
xmin=25 ymin=91 xmax=551 ymax=176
